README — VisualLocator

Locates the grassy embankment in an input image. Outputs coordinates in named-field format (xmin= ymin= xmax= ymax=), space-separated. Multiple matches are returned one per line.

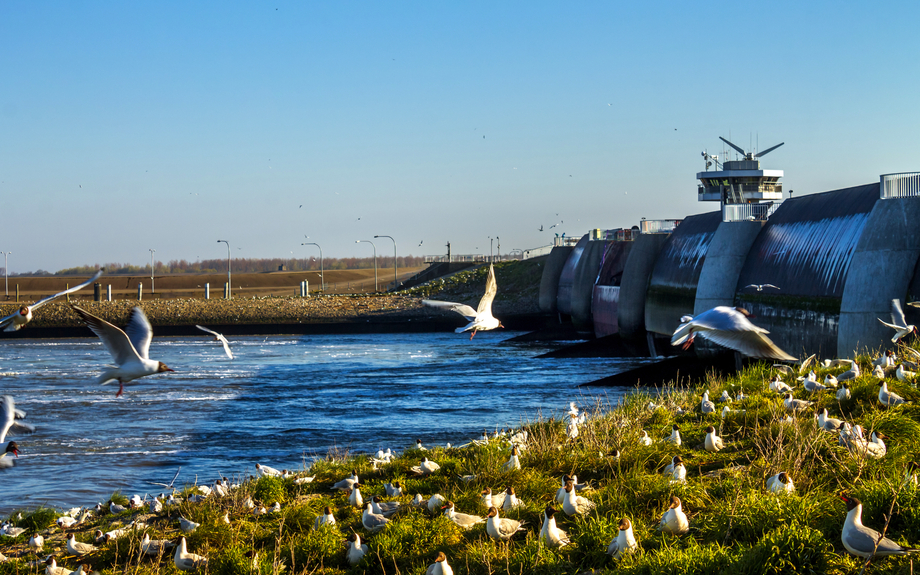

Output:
xmin=2 ymin=347 xmax=919 ymax=574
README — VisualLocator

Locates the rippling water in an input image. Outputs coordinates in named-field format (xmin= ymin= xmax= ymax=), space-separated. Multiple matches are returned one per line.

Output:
xmin=0 ymin=331 xmax=639 ymax=513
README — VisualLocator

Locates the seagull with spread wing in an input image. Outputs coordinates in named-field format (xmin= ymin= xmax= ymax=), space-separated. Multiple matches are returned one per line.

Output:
xmin=671 ymin=306 xmax=795 ymax=361
xmin=70 ymin=305 xmax=174 ymax=397
xmin=0 ymin=269 xmax=103 ymax=331
xmin=423 ymin=263 xmax=503 ymax=339
xmin=878 ymin=298 xmax=916 ymax=342
xmin=195 ymin=325 xmax=233 ymax=359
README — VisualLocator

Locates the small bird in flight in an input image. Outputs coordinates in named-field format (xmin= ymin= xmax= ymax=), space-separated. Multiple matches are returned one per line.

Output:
xmin=196 ymin=325 xmax=234 ymax=359
xmin=745 ymin=284 xmax=780 ymax=292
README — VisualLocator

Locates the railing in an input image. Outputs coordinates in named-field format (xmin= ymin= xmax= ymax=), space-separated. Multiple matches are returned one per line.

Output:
xmin=423 ymin=255 xmax=491 ymax=263
xmin=881 ymin=172 xmax=920 ymax=199
xmin=721 ymin=202 xmax=778 ymax=222
xmin=639 ymin=219 xmax=681 ymax=234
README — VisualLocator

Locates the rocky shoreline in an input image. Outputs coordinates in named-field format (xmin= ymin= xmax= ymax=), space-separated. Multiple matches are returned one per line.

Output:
xmin=0 ymin=293 xmax=547 ymax=338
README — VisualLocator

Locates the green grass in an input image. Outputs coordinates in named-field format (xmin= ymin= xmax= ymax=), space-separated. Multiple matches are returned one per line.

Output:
xmin=3 ymin=348 xmax=920 ymax=574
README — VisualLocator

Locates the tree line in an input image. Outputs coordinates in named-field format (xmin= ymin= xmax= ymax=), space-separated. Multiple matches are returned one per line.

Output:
xmin=8 ymin=256 xmax=427 ymax=277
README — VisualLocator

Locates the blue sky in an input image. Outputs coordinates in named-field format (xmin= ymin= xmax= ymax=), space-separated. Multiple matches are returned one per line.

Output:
xmin=2 ymin=1 xmax=918 ymax=273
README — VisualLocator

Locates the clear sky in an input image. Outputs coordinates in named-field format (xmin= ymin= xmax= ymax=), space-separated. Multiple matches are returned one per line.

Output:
xmin=2 ymin=1 xmax=919 ymax=273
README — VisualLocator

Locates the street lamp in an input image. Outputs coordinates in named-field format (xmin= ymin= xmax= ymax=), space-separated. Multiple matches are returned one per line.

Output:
xmin=2 ymin=252 xmax=10 ymax=297
xmin=302 ymin=241 xmax=324 ymax=291
xmin=149 ymin=249 xmax=156 ymax=294
xmin=374 ymin=235 xmax=397 ymax=291
xmin=356 ymin=240 xmax=377 ymax=292
xmin=217 ymin=239 xmax=231 ymax=299
xmin=488 ymin=237 xmax=494 ymax=262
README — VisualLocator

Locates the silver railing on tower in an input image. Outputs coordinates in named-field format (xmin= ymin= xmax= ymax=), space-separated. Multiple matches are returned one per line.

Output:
xmin=880 ymin=172 xmax=920 ymax=199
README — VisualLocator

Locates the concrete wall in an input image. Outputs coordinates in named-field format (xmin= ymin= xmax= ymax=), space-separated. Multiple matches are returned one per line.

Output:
xmin=691 ymin=220 xmax=765 ymax=357
xmin=694 ymin=220 xmax=765 ymax=314
xmin=556 ymin=235 xmax=588 ymax=316
xmin=617 ymin=233 xmax=670 ymax=343
xmin=569 ymin=240 xmax=608 ymax=331
xmin=838 ymin=197 xmax=920 ymax=356
xmin=538 ymin=246 xmax=574 ymax=313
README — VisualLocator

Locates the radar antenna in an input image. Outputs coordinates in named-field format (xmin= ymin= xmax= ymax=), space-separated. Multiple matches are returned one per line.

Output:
xmin=719 ymin=136 xmax=784 ymax=161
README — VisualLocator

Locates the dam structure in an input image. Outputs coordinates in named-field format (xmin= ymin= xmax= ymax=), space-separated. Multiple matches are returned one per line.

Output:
xmin=538 ymin=138 xmax=920 ymax=359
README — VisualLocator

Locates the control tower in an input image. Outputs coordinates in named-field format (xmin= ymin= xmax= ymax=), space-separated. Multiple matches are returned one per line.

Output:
xmin=698 ymin=137 xmax=784 ymax=206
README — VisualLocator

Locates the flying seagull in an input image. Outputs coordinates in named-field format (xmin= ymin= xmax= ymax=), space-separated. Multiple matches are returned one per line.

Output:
xmin=744 ymin=284 xmax=780 ymax=292
xmin=878 ymin=299 xmax=916 ymax=342
xmin=0 ymin=269 xmax=104 ymax=331
xmin=70 ymin=305 xmax=175 ymax=397
xmin=671 ymin=306 xmax=796 ymax=361
xmin=195 ymin=325 xmax=233 ymax=359
xmin=423 ymin=263 xmax=503 ymax=339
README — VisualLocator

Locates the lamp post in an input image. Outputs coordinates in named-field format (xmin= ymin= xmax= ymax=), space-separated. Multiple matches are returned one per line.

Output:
xmin=2 ymin=252 xmax=10 ymax=297
xmin=149 ymin=249 xmax=156 ymax=293
xmin=302 ymin=241 xmax=324 ymax=291
xmin=374 ymin=235 xmax=397 ymax=291
xmin=356 ymin=240 xmax=377 ymax=292
xmin=217 ymin=239 xmax=231 ymax=299
xmin=488 ymin=237 xmax=494 ymax=262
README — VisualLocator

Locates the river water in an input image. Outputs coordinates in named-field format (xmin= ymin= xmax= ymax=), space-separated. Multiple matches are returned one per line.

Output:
xmin=0 ymin=331 xmax=639 ymax=513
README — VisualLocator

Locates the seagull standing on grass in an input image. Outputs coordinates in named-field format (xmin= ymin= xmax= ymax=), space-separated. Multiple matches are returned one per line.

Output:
xmin=195 ymin=325 xmax=233 ymax=359
xmin=539 ymin=506 xmax=570 ymax=548
xmin=485 ymin=507 xmax=526 ymax=541
xmin=766 ymin=472 xmax=795 ymax=494
xmin=0 ymin=269 xmax=103 ymax=331
xmin=422 ymin=263 xmax=503 ymax=339
xmin=878 ymin=381 xmax=908 ymax=407
xmin=659 ymin=496 xmax=690 ymax=535
xmin=607 ymin=518 xmax=638 ymax=558
xmin=671 ymin=306 xmax=795 ymax=360
xmin=69 ymin=305 xmax=174 ymax=397
xmin=425 ymin=551 xmax=454 ymax=575
xmin=839 ymin=493 xmax=918 ymax=558
xmin=174 ymin=537 xmax=208 ymax=571
xmin=346 ymin=533 xmax=368 ymax=566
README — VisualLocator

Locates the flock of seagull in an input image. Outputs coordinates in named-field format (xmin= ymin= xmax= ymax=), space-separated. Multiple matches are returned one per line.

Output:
xmin=2 ymin=266 xmax=920 ymax=570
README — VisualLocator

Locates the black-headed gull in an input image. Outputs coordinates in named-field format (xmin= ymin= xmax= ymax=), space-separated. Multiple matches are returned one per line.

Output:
xmin=1 ymin=396 xmax=33 ymax=466
xmin=878 ymin=299 xmax=916 ymax=342
xmin=425 ymin=551 xmax=454 ymax=575
xmin=839 ymin=493 xmax=918 ymax=558
xmin=0 ymin=269 xmax=103 ymax=332
xmin=140 ymin=533 xmax=174 ymax=556
xmin=878 ymin=381 xmax=908 ymax=407
xmin=561 ymin=481 xmax=595 ymax=515
xmin=69 ymin=305 xmax=174 ymax=397
xmin=66 ymin=534 xmax=96 ymax=556
xmin=346 ymin=533 xmax=368 ymax=566
xmin=703 ymin=426 xmax=724 ymax=452
xmin=766 ymin=472 xmax=795 ymax=494
xmin=441 ymin=501 xmax=484 ymax=529
xmin=195 ymin=325 xmax=233 ymax=359
xmin=606 ymin=517 xmax=638 ymax=558
xmin=485 ymin=506 xmax=526 ymax=541
xmin=361 ymin=502 xmax=389 ymax=532
xmin=174 ymin=536 xmax=208 ymax=571
xmin=539 ymin=506 xmax=569 ymax=548
xmin=313 ymin=507 xmax=336 ymax=530
xmin=422 ymin=263 xmax=503 ymax=339
xmin=502 ymin=486 xmax=523 ymax=511
xmin=659 ymin=495 xmax=690 ymax=535
xmin=331 ymin=470 xmax=359 ymax=491
xmin=671 ymin=306 xmax=796 ymax=361
xmin=481 ymin=487 xmax=506 ymax=509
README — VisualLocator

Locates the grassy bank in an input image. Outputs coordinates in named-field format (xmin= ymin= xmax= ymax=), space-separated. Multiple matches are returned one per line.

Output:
xmin=2 ymin=348 xmax=919 ymax=574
